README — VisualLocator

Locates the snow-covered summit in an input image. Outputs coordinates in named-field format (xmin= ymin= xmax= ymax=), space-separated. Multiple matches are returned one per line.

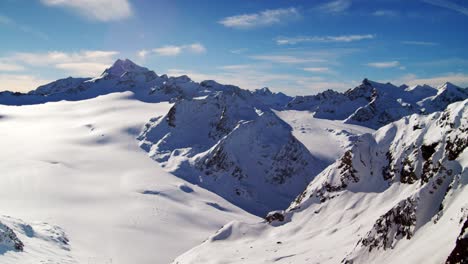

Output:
xmin=101 ymin=58 xmax=152 ymax=78
xmin=286 ymin=78 xmax=467 ymax=129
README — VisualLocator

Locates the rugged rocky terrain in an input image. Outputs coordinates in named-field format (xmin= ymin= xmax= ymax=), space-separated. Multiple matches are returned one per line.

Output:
xmin=174 ymin=99 xmax=468 ymax=264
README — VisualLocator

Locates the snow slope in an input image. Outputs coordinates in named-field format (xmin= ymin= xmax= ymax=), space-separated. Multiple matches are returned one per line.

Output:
xmin=174 ymin=100 xmax=468 ymax=264
xmin=0 ymin=92 xmax=258 ymax=264
xmin=275 ymin=110 xmax=374 ymax=164
xmin=0 ymin=215 xmax=73 ymax=263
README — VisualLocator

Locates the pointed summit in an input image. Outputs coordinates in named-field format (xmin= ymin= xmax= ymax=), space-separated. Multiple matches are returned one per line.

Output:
xmin=102 ymin=58 xmax=150 ymax=78
xmin=437 ymin=82 xmax=459 ymax=91
xmin=253 ymin=87 xmax=272 ymax=95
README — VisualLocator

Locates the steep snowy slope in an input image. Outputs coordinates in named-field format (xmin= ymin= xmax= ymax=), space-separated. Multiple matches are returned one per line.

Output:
xmin=420 ymin=82 xmax=468 ymax=112
xmin=0 ymin=92 xmax=258 ymax=264
xmin=251 ymin=87 xmax=292 ymax=110
xmin=174 ymin=100 xmax=467 ymax=264
xmin=138 ymin=92 xmax=326 ymax=215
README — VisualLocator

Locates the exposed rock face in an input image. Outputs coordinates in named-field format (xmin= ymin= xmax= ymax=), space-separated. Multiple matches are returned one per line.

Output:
xmin=360 ymin=197 xmax=418 ymax=252
xmin=265 ymin=211 xmax=285 ymax=223
xmin=0 ymin=221 xmax=24 ymax=251
xmin=287 ymin=79 xmax=467 ymax=129
xmin=446 ymin=217 xmax=468 ymax=264
xmin=172 ymin=103 xmax=467 ymax=264
xmin=28 ymin=77 xmax=91 ymax=96
xmin=139 ymin=92 xmax=324 ymax=215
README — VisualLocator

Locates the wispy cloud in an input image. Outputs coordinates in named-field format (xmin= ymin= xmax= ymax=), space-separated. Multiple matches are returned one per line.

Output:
xmin=367 ymin=61 xmax=401 ymax=68
xmin=318 ymin=0 xmax=352 ymax=13
xmin=140 ymin=43 xmax=206 ymax=57
xmin=137 ymin=49 xmax=150 ymax=58
xmin=394 ymin=72 xmax=468 ymax=87
xmin=230 ymin=48 xmax=248 ymax=54
xmin=218 ymin=64 xmax=253 ymax=71
xmin=0 ymin=62 xmax=25 ymax=72
xmin=250 ymin=55 xmax=325 ymax=64
xmin=414 ymin=58 xmax=468 ymax=67
xmin=0 ymin=50 xmax=119 ymax=77
xmin=167 ymin=67 xmax=351 ymax=95
xmin=40 ymin=0 xmax=133 ymax=21
xmin=0 ymin=74 xmax=51 ymax=92
xmin=0 ymin=15 xmax=14 ymax=25
xmin=401 ymin=40 xmax=439 ymax=46
xmin=55 ymin=62 xmax=111 ymax=76
xmin=219 ymin=7 xmax=300 ymax=29
xmin=422 ymin=0 xmax=468 ymax=16
xmin=6 ymin=50 xmax=119 ymax=66
xmin=276 ymin=34 xmax=374 ymax=45
xmin=372 ymin=10 xmax=399 ymax=17
xmin=153 ymin=46 xmax=183 ymax=56
xmin=303 ymin=67 xmax=332 ymax=73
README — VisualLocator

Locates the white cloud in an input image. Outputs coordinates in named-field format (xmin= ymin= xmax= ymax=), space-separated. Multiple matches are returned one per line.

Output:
xmin=422 ymin=0 xmax=468 ymax=16
xmin=151 ymin=43 xmax=206 ymax=56
xmin=401 ymin=40 xmax=438 ymax=46
xmin=367 ymin=61 xmax=401 ymax=68
xmin=6 ymin=50 xmax=118 ymax=66
xmin=219 ymin=7 xmax=300 ymax=29
xmin=153 ymin=46 xmax=183 ymax=56
xmin=55 ymin=62 xmax=110 ymax=76
xmin=394 ymin=72 xmax=468 ymax=88
xmin=0 ymin=62 xmax=25 ymax=72
xmin=0 ymin=74 xmax=50 ymax=93
xmin=187 ymin=43 xmax=206 ymax=54
xmin=276 ymin=34 xmax=374 ymax=45
xmin=137 ymin=49 xmax=149 ymax=58
xmin=318 ymin=0 xmax=351 ymax=13
xmin=230 ymin=48 xmax=248 ymax=54
xmin=218 ymin=64 xmax=253 ymax=71
xmin=40 ymin=0 xmax=133 ymax=21
xmin=0 ymin=50 xmax=119 ymax=78
xmin=250 ymin=55 xmax=325 ymax=64
xmin=303 ymin=67 xmax=331 ymax=73
xmin=167 ymin=66 xmax=353 ymax=95
xmin=372 ymin=10 xmax=399 ymax=17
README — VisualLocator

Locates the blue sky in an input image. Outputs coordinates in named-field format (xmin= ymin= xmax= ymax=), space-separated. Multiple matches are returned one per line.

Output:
xmin=1 ymin=0 xmax=468 ymax=94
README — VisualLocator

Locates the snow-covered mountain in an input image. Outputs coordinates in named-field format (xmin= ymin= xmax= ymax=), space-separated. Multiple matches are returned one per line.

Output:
xmin=288 ymin=78 xmax=468 ymax=129
xmin=0 ymin=59 xmax=467 ymax=263
xmin=138 ymin=90 xmax=325 ymax=215
xmin=1 ymin=59 xmax=466 ymax=130
xmin=0 ymin=59 xmax=291 ymax=110
xmin=174 ymin=99 xmax=467 ymax=264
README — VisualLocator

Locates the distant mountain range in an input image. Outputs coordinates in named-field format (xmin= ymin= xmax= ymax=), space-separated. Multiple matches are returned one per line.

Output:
xmin=1 ymin=59 xmax=467 ymax=129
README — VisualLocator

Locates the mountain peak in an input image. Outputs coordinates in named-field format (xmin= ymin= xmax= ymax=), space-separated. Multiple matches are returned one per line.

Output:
xmin=254 ymin=87 xmax=272 ymax=95
xmin=102 ymin=58 xmax=149 ymax=78
xmin=438 ymin=81 xmax=459 ymax=90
